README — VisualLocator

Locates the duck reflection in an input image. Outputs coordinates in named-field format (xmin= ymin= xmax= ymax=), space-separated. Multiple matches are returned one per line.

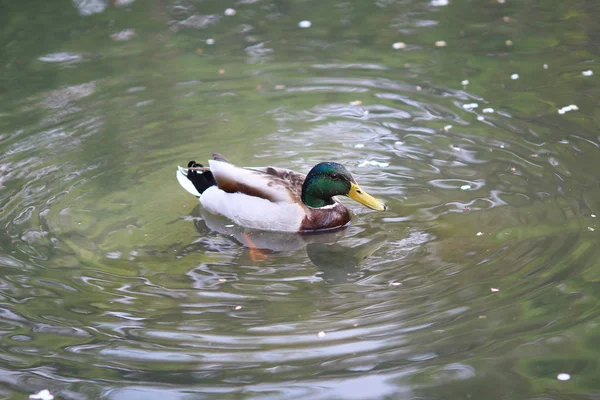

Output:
xmin=187 ymin=205 xmax=386 ymax=283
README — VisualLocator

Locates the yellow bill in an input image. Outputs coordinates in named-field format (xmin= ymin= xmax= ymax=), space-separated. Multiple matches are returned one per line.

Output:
xmin=347 ymin=182 xmax=386 ymax=211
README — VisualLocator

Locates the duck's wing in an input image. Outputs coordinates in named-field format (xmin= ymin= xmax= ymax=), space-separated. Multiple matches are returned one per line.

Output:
xmin=209 ymin=160 xmax=305 ymax=204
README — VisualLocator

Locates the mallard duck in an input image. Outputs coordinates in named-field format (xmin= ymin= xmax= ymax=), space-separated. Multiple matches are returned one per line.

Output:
xmin=176 ymin=153 xmax=385 ymax=232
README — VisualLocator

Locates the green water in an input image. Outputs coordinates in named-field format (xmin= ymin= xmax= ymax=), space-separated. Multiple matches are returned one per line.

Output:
xmin=1 ymin=0 xmax=599 ymax=399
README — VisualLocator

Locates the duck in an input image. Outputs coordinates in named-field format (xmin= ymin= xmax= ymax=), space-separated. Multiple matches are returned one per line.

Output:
xmin=176 ymin=153 xmax=385 ymax=233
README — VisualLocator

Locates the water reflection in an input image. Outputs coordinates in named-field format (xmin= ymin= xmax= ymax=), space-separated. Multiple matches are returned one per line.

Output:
xmin=185 ymin=206 xmax=388 ymax=283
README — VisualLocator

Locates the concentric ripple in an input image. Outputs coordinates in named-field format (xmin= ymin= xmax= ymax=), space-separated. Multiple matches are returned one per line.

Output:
xmin=0 ymin=0 xmax=599 ymax=399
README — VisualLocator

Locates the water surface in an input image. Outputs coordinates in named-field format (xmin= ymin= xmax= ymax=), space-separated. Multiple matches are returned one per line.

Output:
xmin=1 ymin=0 xmax=599 ymax=399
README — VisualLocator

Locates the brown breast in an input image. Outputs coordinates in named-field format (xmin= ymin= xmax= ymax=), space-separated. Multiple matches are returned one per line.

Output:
xmin=299 ymin=202 xmax=352 ymax=232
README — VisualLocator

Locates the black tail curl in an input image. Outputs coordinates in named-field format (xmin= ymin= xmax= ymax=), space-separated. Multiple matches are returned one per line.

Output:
xmin=186 ymin=160 xmax=216 ymax=196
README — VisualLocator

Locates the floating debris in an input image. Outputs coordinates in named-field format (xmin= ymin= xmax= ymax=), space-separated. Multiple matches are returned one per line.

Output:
xmin=511 ymin=73 xmax=519 ymax=80
xmin=462 ymin=103 xmax=479 ymax=110
xmin=557 ymin=373 xmax=571 ymax=381
xmin=505 ymin=40 xmax=513 ymax=46
xmin=431 ymin=0 xmax=449 ymax=6
xmin=350 ymin=100 xmax=362 ymax=106
xmin=435 ymin=40 xmax=447 ymax=47
xmin=224 ymin=8 xmax=236 ymax=16
xmin=389 ymin=282 xmax=402 ymax=286
xmin=29 ymin=390 xmax=54 ymax=400
xmin=479 ymin=315 xmax=487 ymax=319
xmin=358 ymin=160 xmax=390 ymax=168
xmin=392 ymin=42 xmax=406 ymax=50
xmin=490 ymin=288 xmax=500 ymax=292
xmin=317 ymin=331 xmax=326 ymax=337
xmin=592 ymin=214 xmax=597 ymax=218
xmin=582 ymin=70 xmax=593 ymax=77
xmin=235 ymin=305 xmax=242 ymax=310
xmin=218 ymin=278 xmax=227 ymax=283
xmin=503 ymin=16 xmax=511 ymax=22
xmin=416 ymin=86 xmax=422 ymax=91
xmin=111 ymin=29 xmax=135 ymax=41
xmin=510 ymin=167 xmax=516 ymax=173
xmin=476 ymin=232 xmax=484 ymax=236
xmin=589 ymin=227 xmax=596 ymax=232
xmin=461 ymin=79 xmax=469 ymax=85
xmin=218 ymin=69 xmax=225 ymax=74
xmin=354 ymin=144 xmax=365 ymax=148
xmin=275 ymin=84 xmax=285 ymax=90
xmin=460 ymin=184 xmax=472 ymax=191
xmin=477 ymin=116 xmax=485 ymax=121
xmin=497 ymin=0 xmax=505 ymax=3
xmin=558 ymin=104 xmax=578 ymax=114
xmin=206 ymin=38 xmax=215 ymax=45
xmin=298 ymin=20 xmax=312 ymax=28
xmin=543 ymin=64 xmax=549 ymax=69
xmin=482 ymin=108 xmax=494 ymax=113
xmin=443 ymin=125 xmax=453 ymax=132
xmin=224 ymin=224 xmax=234 ymax=227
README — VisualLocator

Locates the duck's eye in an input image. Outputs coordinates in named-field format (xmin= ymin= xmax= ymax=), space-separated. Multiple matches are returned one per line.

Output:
xmin=331 ymin=173 xmax=339 ymax=180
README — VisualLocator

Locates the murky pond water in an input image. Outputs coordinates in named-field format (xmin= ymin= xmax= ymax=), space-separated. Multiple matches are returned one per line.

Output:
xmin=1 ymin=0 xmax=600 ymax=399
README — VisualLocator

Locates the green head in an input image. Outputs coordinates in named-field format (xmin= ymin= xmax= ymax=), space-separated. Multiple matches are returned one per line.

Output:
xmin=301 ymin=162 xmax=386 ymax=211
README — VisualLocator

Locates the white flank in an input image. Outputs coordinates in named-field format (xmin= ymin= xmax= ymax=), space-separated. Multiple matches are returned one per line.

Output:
xmin=176 ymin=166 xmax=202 ymax=197
xmin=200 ymin=186 xmax=304 ymax=232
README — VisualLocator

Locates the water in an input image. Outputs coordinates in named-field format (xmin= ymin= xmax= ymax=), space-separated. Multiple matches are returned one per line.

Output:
xmin=1 ymin=0 xmax=599 ymax=399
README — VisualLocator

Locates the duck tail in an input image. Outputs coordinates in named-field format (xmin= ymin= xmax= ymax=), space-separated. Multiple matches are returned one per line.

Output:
xmin=176 ymin=161 xmax=217 ymax=198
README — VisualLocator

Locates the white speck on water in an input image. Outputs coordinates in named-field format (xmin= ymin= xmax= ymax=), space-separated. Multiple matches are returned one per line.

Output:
xmin=505 ymin=39 xmax=513 ymax=46
xmin=461 ymin=79 xmax=469 ymax=85
xmin=557 ymin=373 xmax=571 ymax=381
xmin=350 ymin=100 xmax=362 ymax=105
xmin=482 ymin=108 xmax=494 ymax=113
xmin=477 ymin=116 xmax=485 ymax=121
xmin=389 ymin=282 xmax=402 ymax=286
xmin=490 ymin=288 xmax=500 ymax=292
xmin=589 ymin=227 xmax=596 ymax=232
xmin=500 ymin=144 xmax=505 ymax=148
xmin=460 ymin=184 xmax=471 ymax=191
xmin=224 ymin=224 xmax=234 ymax=228
xmin=582 ymin=70 xmax=593 ymax=77
xmin=235 ymin=305 xmax=242 ymax=310
xmin=591 ymin=214 xmax=597 ymax=218
xmin=29 ymin=390 xmax=54 ymax=400
xmin=443 ymin=125 xmax=453 ymax=132
xmin=298 ymin=20 xmax=312 ymax=28
xmin=225 ymin=8 xmax=236 ymax=16
xmin=558 ymin=104 xmax=578 ymax=114
xmin=435 ymin=40 xmax=447 ymax=47
xmin=463 ymin=103 xmax=478 ymax=110
xmin=476 ymin=232 xmax=484 ymax=236
xmin=354 ymin=144 xmax=365 ymax=148
xmin=416 ymin=86 xmax=422 ymax=91
xmin=543 ymin=64 xmax=549 ymax=69
xmin=206 ymin=38 xmax=215 ymax=45
xmin=392 ymin=42 xmax=406 ymax=49
xmin=497 ymin=0 xmax=505 ymax=3
xmin=395 ymin=141 xmax=404 ymax=146
xmin=317 ymin=331 xmax=326 ymax=337
xmin=218 ymin=278 xmax=227 ymax=283
xmin=431 ymin=0 xmax=449 ymax=6
xmin=511 ymin=73 xmax=519 ymax=80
